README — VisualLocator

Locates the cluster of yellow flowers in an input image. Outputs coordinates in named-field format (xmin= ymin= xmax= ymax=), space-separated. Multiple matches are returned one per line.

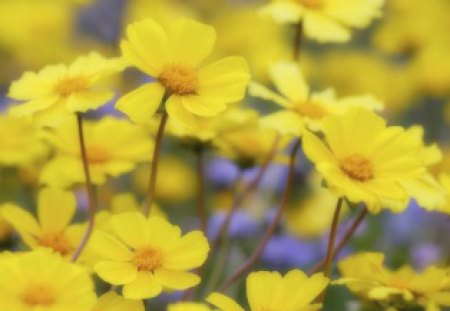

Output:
xmin=0 ymin=0 xmax=449 ymax=311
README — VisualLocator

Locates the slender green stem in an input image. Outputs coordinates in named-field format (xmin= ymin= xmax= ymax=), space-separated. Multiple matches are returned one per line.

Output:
xmin=71 ymin=113 xmax=96 ymax=262
xmin=218 ymin=139 xmax=301 ymax=291
xmin=196 ymin=147 xmax=208 ymax=233
xmin=143 ymin=111 xmax=168 ymax=217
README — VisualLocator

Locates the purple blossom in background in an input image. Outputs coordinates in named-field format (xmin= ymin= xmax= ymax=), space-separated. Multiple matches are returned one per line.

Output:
xmin=207 ymin=210 xmax=261 ymax=240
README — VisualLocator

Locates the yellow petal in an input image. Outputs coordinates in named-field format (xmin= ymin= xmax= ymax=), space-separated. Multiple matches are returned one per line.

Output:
xmin=8 ymin=72 xmax=53 ymax=100
xmin=259 ymin=2 xmax=304 ymax=24
xmin=303 ymin=11 xmax=351 ymax=43
xmin=37 ymin=188 xmax=76 ymax=232
xmin=66 ymin=91 xmax=115 ymax=113
xmin=181 ymin=95 xmax=227 ymax=117
xmin=122 ymin=272 xmax=163 ymax=299
xmin=90 ymin=231 xmax=133 ymax=261
xmin=121 ymin=19 xmax=169 ymax=76
xmin=154 ymin=269 xmax=200 ymax=290
xmin=9 ymin=96 xmax=59 ymax=117
xmin=169 ymin=19 xmax=215 ymax=67
xmin=110 ymin=212 xmax=148 ymax=248
xmin=95 ymin=261 xmax=137 ymax=285
xmin=248 ymin=81 xmax=291 ymax=108
xmin=206 ymin=292 xmax=245 ymax=311
xmin=197 ymin=56 xmax=250 ymax=102
xmin=166 ymin=95 xmax=198 ymax=126
xmin=302 ymin=131 xmax=337 ymax=165
xmin=261 ymin=111 xmax=304 ymax=136
xmin=246 ymin=271 xmax=283 ymax=310
xmin=164 ymin=231 xmax=209 ymax=270
xmin=269 ymin=62 xmax=309 ymax=103
xmin=324 ymin=0 xmax=384 ymax=28
xmin=116 ymin=83 xmax=165 ymax=123
xmin=1 ymin=203 xmax=40 ymax=236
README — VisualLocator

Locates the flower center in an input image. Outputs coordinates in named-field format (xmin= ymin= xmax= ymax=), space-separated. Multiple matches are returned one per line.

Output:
xmin=85 ymin=145 xmax=110 ymax=164
xmin=387 ymin=277 xmax=411 ymax=290
xmin=297 ymin=0 xmax=324 ymax=9
xmin=132 ymin=247 xmax=163 ymax=271
xmin=54 ymin=76 xmax=89 ymax=97
xmin=38 ymin=232 xmax=72 ymax=256
xmin=340 ymin=154 xmax=374 ymax=182
xmin=159 ymin=65 xmax=198 ymax=95
xmin=296 ymin=101 xmax=328 ymax=119
xmin=22 ymin=284 xmax=55 ymax=306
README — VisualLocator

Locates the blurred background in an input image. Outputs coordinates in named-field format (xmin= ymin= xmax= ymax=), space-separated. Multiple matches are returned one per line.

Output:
xmin=0 ymin=0 xmax=449 ymax=310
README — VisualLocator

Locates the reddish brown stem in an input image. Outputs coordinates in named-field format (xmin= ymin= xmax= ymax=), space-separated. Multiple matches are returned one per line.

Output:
xmin=196 ymin=147 xmax=207 ymax=234
xmin=218 ymin=139 xmax=301 ymax=291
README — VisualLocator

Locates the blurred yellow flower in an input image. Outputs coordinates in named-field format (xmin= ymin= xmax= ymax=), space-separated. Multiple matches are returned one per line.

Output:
xmin=260 ymin=0 xmax=384 ymax=42
xmin=207 ymin=270 xmax=328 ymax=311
xmin=250 ymin=61 xmax=383 ymax=134
xmin=92 ymin=291 xmax=144 ymax=311
xmin=1 ymin=188 xmax=85 ymax=258
xmin=0 ymin=250 xmax=96 ymax=311
xmin=90 ymin=212 xmax=209 ymax=299
xmin=168 ymin=303 xmax=213 ymax=311
xmin=439 ymin=173 xmax=450 ymax=215
xmin=336 ymin=252 xmax=450 ymax=311
xmin=8 ymin=52 xmax=122 ymax=127
xmin=110 ymin=193 xmax=165 ymax=218
xmin=0 ymin=115 xmax=48 ymax=167
xmin=40 ymin=116 xmax=153 ymax=188
xmin=116 ymin=18 xmax=250 ymax=124
xmin=303 ymin=108 xmax=427 ymax=213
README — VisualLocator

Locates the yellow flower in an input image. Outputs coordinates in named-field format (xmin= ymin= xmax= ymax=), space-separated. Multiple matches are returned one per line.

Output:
xmin=92 ymin=291 xmax=144 ymax=311
xmin=110 ymin=193 xmax=165 ymax=218
xmin=0 ymin=115 xmax=48 ymax=167
xmin=8 ymin=52 xmax=123 ymax=127
xmin=0 ymin=250 xmax=96 ymax=311
xmin=336 ymin=252 xmax=450 ymax=311
xmin=302 ymin=108 xmax=427 ymax=213
xmin=40 ymin=116 xmax=153 ymax=188
xmin=249 ymin=62 xmax=383 ymax=134
xmin=207 ymin=270 xmax=329 ymax=311
xmin=116 ymin=18 xmax=250 ymax=124
xmin=90 ymin=212 xmax=209 ymax=299
xmin=1 ymin=188 xmax=85 ymax=258
xmin=439 ymin=173 xmax=450 ymax=214
xmin=260 ymin=0 xmax=384 ymax=42
xmin=168 ymin=302 xmax=214 ymax=311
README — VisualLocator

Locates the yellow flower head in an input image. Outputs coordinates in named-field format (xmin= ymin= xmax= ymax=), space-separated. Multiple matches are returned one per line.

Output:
xmin=90 ymin=212 xmax=209 ymax=299
xmin=250 ymin=62 xmax=383 ymax=135
xmin=1 ymin=188 xmax=85 ymax=258
xmin=40 ymin=116 xmax=154 ymax=188
xmin=207 ymin=270 xmax=329 ymax=311
xmin=8 ymin=52 xmax=123 ymax=127
xmin=303 ymin=108 xmax=429 ymax=213
xmin=260 ymin=0 xmax=385 ymax=42
xmin=439 ymin=173 xmax=450 ymax=215
xmin=92 ymin=291 xmax=144 ymax=311
xmin=0 ymin=250 xmax=96 ymax=311
xmin=336 ymin=252 xmax=450 ymax=310
xmin=0 ymin=115 xmax=48 ymax=167
xmin=116 ymin=18 xmax=250 ymax=124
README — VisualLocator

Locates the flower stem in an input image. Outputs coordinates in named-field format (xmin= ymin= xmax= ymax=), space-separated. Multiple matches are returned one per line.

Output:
xmin=195 ymin=146 xmax=207 ymax=233
xmin=211 ymin=134 xmax=280 ymax=249
xmin=218 ymin=139 xmax=300 ymax=292
xmin=143 ymin=111 xmax=168 ymax=217
xmin=293 ymin=22 xmax=304 ymax=61
xmin=309 ymin=206 xmax=368 ymax=274
xmin=71 ymin=113 xmax=96 ymax=262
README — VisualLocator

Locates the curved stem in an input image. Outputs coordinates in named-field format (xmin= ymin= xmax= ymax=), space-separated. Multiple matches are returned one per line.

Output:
xmin=309 ymin=206 xmax=368 ymax=274
xmin=219 ymin=139 xmax=301 ymax=292
xmin=143 ymin=111 xmax=168 ymax=217
xmin=71 ymin=113 xmax=96 ymax=262
xmin=196 ymin=147 xmax=208 ymax=233
xmin=211 ymin=134 xmax=281 ymax=249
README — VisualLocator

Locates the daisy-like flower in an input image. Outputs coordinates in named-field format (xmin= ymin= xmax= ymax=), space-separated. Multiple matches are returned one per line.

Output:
xmin=116 ymin=18 xmax=250 ymax=125
xmin=207 ymin=270 xmax=329 ymax=311
xmin=260 ymin=0 xmax=385 ymax=42
xmin=335 ymin=252 xmax=450 ymax=311
xmin=90 ymin=212 xmax=209 ymax=299
xmin=0 ymin=115 xmax=48 ymax=167
xmin=1 ymin=188 xmax=85 ymax=258
xmin=8 ymin=52 xmax=123 ymax=127
xmin=249 ymin=62 xmax=383 ymax=135
xmin=92 ymin=292 xmax=144 ymax=311
xmin=0 ymin=250 xmax=96 ymax=311
xmin=40 ymin=116 xmax=154 ymax=188
xmin=302 ymin=108 xmax=429 ymax=213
